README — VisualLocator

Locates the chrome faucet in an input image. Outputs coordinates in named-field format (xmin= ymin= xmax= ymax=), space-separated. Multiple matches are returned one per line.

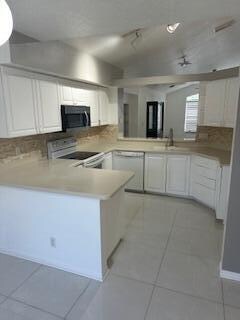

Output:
xmin=166 ymin=128 xmax=174 ymax=148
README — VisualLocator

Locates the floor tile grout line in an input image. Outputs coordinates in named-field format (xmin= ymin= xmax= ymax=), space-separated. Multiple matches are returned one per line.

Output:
xmin=153 ymin=208 xmax=178 ymax=285
xmin=162 ymin=247 xmax=222 ymax=262
xmin=111 ymin=272 xmax=156 ymax=287
xmin=8 ymin=263 xmax=43 ymax=298
xmin=6 ymin=296 xmax=64 ymax=319
xmin=154 ymin=284 xmax=225 ymax=306
xmin=112 ymin=269 xmax=226 ymax=309
xmin=63 ymin=279 xmax=93 ymax=319
xmin=143 ymin=285 xmax=155 ymax=320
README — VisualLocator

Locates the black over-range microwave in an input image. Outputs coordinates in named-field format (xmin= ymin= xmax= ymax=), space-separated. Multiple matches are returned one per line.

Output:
xmin=61 ymin=105 xmax=91 ymax=132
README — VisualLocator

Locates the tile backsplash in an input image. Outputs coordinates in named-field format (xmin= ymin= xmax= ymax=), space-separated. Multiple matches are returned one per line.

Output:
xmin=0 ymin=125 xmax=233 ymax=162
xmin=0 ymin=125 xmax=118 ymax=161
xmin=196 ymin=126 xmax=233 ymax=150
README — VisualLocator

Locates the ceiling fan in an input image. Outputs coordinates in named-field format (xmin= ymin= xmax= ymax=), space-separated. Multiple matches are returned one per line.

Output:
xmin=178 ymin=55 xmax=192 ymax=67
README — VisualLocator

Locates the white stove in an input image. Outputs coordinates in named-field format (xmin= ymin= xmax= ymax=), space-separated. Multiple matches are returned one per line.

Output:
xmin=47 ymin=137 xmax=105 ymax=168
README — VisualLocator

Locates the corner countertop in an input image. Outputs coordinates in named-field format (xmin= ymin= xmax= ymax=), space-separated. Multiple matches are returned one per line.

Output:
xmin=76 ymin=140 xmax=231 ymax=166
xmin=0 ymin=159 xmax=134 ymax=200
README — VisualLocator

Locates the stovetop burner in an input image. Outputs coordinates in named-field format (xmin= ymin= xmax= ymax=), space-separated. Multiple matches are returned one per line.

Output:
xmin=60 ymin=151 xmax=99 ymax=160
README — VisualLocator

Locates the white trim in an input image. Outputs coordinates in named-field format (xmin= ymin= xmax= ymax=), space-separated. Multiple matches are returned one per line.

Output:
xmin=0 ymin=248 xmax=104 ymax=282
xmin=220 ymin=269 xmax=240 ymax=282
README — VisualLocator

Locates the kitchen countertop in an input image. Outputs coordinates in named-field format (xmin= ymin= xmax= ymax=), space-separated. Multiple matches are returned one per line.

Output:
xmin=0 ymin=158 xmax=134 ymax=200
xmin=0 ymin=140 xmax=231 ymax=199
xmin=76 ymin=140 xmax=232 ymax=166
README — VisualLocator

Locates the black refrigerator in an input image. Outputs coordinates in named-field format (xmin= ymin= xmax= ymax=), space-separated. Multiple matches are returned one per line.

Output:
xmin=146 ymin=101 xmax=164 ymax=138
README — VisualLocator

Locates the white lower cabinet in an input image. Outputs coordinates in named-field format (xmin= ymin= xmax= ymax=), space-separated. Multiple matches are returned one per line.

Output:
xmin=145 ymin=153 xmax=190 ymax=195
xmin=166 ymin=155 xmax=190 ymax=196
xmin=144 ymin=153 xmax=166 ymax=193
xmin=190 ymin=156 xmax=220 ymax=209
xmin=144 ymin=153 xmax=229 ymax=220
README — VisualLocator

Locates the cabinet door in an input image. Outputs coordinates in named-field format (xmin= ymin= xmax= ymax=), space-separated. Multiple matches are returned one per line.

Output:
xmin=61 ymin=85 xmax=74 ymax=105
xmin=98 ymin=89 xmax=109 ymax=125
xmin=166 ymin=155 xmax=190 ymax=196
xmin=144 ymin=153 xmax=166 ymax=193
xmin=204 ymin=80 xmax=226 ymax=126
xmin=102 ymin=152 xmax=113 ymax=169
xmin=3 ymin=72 xmax=38 ymax=137
xmin=37 ymin=80 xmax=62 ymax=133
xmin=88 ymin=90 xmax=99 ymax=127
xmin=72 ymin=87 xmax=90 ymax=105
xmin=223 ymin=78 xmax=239 ymax=127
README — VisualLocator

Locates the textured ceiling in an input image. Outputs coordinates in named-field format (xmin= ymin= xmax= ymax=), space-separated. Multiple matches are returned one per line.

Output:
xmin=7 ymin=0 xmax=240 ymax=77
xmin=65 ymin=18 xmax=240 ymax=77
xmin=7 ymin=0 xmax=240 ymax=41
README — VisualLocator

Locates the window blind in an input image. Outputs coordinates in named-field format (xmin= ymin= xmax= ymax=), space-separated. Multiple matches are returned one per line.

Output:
xmin=184 ymin=94 xmax=199 ymax=133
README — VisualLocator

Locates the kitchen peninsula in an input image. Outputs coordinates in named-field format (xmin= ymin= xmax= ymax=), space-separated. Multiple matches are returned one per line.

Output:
xmin=0 ymin=159 xmax=134 ymax=281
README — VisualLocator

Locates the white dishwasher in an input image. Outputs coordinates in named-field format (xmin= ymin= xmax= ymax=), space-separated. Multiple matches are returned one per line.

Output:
xmin=113 ymin=151 xmax=144 ymax=192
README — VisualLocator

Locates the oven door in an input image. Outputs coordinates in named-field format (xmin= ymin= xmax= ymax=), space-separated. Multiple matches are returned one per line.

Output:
xmin=61 ymin=105 xmax=91 ymax=131
xmin=84 ymin=157 xmax=104 ymax=169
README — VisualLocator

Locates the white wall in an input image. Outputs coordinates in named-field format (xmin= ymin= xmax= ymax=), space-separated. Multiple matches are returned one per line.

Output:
xmin=164 ymin=84 xmax=199 ymax=139
xmin=123 ymin=93 xmax=139 ymax=137
xmin=1 ymin=40 xmax=122 ymax=86
xmin=124 ymin=87 xmax=165 ymax=138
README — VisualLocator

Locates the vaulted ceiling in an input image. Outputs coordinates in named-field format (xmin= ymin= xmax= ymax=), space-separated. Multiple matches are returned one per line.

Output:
xmin=7 ymin=0 xmax=240 ymax=77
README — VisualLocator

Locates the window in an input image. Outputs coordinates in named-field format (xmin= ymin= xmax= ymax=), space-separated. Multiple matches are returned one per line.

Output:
xmin=184 ymin=93 xmax=199 ymax=133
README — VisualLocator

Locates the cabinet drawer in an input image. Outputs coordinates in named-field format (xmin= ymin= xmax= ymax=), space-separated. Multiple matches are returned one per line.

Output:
xmin=192 ymin=156 xmax=218 ymax=170
xmin=191 ymin=182 xmax=216 ymax=208
xmin=191 ymin=174 xmax=216 ymax=190
xmin=192 ymin=163 xmax=218 ymax=180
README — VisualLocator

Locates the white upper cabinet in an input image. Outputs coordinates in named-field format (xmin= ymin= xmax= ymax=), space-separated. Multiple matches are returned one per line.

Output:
xmin=60 ymin=85 xmax=111 ymax=127
xmin=72 ymin=87 xmax=90 ymax=105
xmin=36 ymin=80 xmax=62 ymax=133
xmin=203 ymin=78 xmax=239 ymax=128
xmin=224 ymin=78 xmax=240 ymax=127
xmin=166 ymin=155 xmax=190 ymax=196
xmin=87 ymin=90 xmax=99 ymax=127
xmin=0 ymin=68 xmax=38 ymax=137
xmin=204 ymin=79 xmax=226 ymax=127
xmin=61 ymin=85 xmax=74 ymax=105
xmin=98 ymin=89 xmax=109 ymax=125
xmin=0 ymin=67 xmax=62 ymax=138
xmin=144 ymin=153 xmax=166 ymax=193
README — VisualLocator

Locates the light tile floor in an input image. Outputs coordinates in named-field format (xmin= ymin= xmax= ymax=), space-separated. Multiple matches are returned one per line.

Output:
xmin=0 ymin=193 xmax=240 ymax=319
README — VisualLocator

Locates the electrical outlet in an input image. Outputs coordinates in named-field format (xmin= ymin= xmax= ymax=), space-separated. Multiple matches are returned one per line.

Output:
xmin=50 ymin=237 xmax=56 ymax=248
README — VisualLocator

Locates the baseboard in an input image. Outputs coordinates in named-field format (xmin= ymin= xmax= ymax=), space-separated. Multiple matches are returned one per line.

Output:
xmin=0 ymin=248 xmax=103 ymax=282
xmin=220 ymin=269 xmax=240 ymax=282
